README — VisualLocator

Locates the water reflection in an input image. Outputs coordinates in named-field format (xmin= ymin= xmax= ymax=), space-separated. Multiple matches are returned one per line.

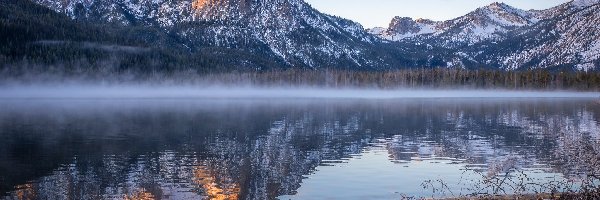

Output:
xmin=0 ymin=99 xmax=598 ymax=199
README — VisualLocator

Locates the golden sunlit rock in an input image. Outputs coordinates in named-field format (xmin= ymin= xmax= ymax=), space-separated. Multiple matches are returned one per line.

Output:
xmin=192 ymin=0 xmax=210 ymax=10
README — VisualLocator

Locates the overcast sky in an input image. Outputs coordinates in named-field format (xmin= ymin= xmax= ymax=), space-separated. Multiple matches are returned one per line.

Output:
xmin=304 ymin=0 xmax=571 ymax=28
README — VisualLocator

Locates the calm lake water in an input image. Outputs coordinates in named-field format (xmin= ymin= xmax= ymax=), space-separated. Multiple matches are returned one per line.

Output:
xmin=1 ymin=98 xmax=599 ymax=199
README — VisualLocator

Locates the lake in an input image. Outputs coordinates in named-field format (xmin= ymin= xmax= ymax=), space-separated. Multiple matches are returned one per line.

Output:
xmin=1 ymin=97 xmax=599 ymax=199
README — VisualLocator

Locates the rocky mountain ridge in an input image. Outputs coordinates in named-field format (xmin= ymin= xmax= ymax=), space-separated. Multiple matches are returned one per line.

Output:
xmin=31 ymin=0 xmax=405 ymax=69
xmin=13 ymin=0 xmax=600 ymax=71
xmin=370 ymin=0 xmax=600 ymax=70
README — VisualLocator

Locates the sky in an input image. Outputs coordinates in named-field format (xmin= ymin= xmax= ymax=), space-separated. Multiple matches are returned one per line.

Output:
xmin=304 ymin=0 xmax=571 ymax=28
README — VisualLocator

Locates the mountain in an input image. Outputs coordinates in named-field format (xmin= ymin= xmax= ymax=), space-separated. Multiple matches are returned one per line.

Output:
xmin=2 ymin=0 xmax=598 ymax=72
xmin=368 ymin=17 xmax=440 ymax=41
xmin=496 ymin=0 xmax=600 ymax=70
xmin=370 ymin=0 xmax=600 ymax=70
xmin=369 ymin=3 xmax=540 ymax=46
xmin=28 ymin=0 xmax=413 ymax=69
xmin=0 ymin=0 xmax=247 ymax=77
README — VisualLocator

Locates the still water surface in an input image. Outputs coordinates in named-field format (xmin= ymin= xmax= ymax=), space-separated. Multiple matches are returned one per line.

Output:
xmin=0 ymin=98 xmax=599 ymax=199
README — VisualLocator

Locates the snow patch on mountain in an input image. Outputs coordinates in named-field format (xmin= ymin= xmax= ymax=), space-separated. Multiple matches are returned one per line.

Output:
xmin=369 ymin=2 xmax=541 ymax=47
xmin=32 ymin=0 xmax=386 ymax=69
xmin=28 ymin=0 xmax=600 ymax=71
xmin=372 ymin=1 xmax=600 ymax=71
xmin=572 ymin=0 xmax=600 ymax=8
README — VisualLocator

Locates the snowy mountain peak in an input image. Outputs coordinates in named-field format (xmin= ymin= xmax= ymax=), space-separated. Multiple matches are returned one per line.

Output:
xmin=370 ymin=1 xmax=600 ymax=71
xmin=486 ymin=2 xmax=509 ymax=9
xmin=480 ymin=2 xmax=517 ymax=14
xmin=389 ymin=17 xmax=420 ymax=32
xmin=369 ymin=16 xmax=440 ymax=41
xmin=414 ymin=18 xmax=435 ymax=24
xmin=475 ymin=2 xmax=536 ymax=26
xmin=370 ymin=2 xmax=537 ymax=43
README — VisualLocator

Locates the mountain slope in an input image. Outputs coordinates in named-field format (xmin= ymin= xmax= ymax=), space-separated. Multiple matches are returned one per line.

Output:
xmin=0 ymin=0 xmax=295 ymax=78
xmin=495 ymin=2 xmax=600 ymax=70
xmin=30 ymin=0 xmax=398 ymax=69
xmin=372 ymin=0 xmax=600 ymax=70
xmin=6 ymin=0 xmax=600 ymax=71
xmin=370 ymin=2 xmax=541 ymax=47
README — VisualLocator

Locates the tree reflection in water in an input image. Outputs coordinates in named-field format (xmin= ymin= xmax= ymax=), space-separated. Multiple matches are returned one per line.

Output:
xmin=0 ymin=99 xmax=598 ymax=199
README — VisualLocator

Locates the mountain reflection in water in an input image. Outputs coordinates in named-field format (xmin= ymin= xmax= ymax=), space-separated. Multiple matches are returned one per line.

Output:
xmin=0 ymin=99 xmax=599 ymax=199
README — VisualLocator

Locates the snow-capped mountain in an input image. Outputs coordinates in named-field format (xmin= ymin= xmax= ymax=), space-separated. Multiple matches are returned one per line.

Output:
xmin=495 ymin=1 xmax=600 ymax=70
xmin=370 ymin=2 xmax=540 ymax=46
xmin=368 ymin=17 xmax=440 ymax=41
xmin=371 ymin=0 xmax=600 ymax=70
xmin=19 ymin=0 xmax=600 ymax=71
xmin=31 ymin=0 xmax=391 ymax=69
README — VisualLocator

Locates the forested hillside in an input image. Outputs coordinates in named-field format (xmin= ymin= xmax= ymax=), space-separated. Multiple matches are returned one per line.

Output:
xmin=0 ymin=0 xmax=292 ymax=79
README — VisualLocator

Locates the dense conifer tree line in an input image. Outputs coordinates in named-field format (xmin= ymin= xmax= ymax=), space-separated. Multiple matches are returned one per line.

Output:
xmin=192 ymin=69 xmax=600 ymax=90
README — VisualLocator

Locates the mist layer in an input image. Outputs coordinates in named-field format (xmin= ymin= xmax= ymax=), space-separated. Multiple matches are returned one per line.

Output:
xmin=0 ymin=85 xmax=599 ymax=99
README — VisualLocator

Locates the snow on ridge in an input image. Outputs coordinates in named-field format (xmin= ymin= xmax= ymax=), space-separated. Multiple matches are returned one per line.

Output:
xmin=367 ymin=17 xmax=440 ymax=41
xmin=29 ymin=0 xmax=382 ymax=69
xmin=367 ymin=27 xmax=385 ymax=35
xmin=572 ymin=0 xmax=600 ymax=8
xmin=370 ymin=2 xmax=539 ymax=43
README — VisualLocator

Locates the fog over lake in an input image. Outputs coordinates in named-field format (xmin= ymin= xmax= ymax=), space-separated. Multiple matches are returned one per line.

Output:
xmin=0 ymin=85 xmax=599 ymax=99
